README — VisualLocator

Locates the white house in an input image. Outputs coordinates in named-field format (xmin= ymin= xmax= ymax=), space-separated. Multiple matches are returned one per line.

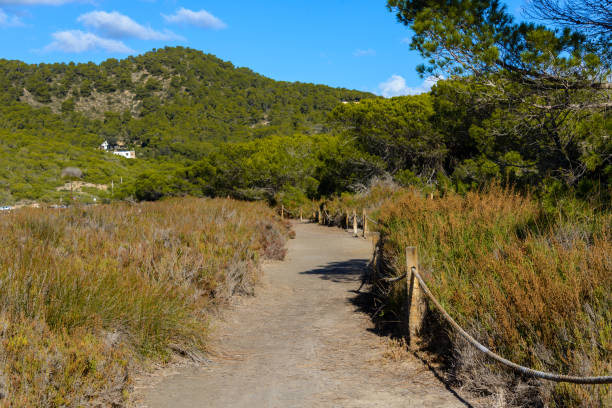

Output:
xmin=113 ymin=150 xmax=136 ymax=159
xmin=101 ymin=140 xmax=136 ymax=159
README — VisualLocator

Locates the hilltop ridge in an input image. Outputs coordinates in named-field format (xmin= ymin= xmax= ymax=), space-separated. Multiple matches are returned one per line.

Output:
xmin=1 ymin=47 xmax=372 ymax=124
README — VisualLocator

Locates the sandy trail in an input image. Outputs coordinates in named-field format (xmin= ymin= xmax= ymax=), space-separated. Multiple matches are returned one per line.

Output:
xmin=138 ymin=222 xmax=474 ymax=408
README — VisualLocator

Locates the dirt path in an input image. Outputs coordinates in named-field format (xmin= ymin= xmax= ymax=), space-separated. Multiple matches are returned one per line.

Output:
xmin=138 ymin=222 xmax=474 ymax=408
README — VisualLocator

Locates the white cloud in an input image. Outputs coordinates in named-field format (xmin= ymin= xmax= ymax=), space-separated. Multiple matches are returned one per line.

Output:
xmin=163 ymin=8 xmax=226 ymax=30
xmin=378 ymin=74 xmax=441 ymax=98
xmin=0 ymin=7 xmax=22 ymax=26
xmin=78 ymin=11 xmax=182 ymax=40
xmin=45 ymin=30 xmax=134 ymax=53
xmin=353 ymin=48 xmax=376 ymax=57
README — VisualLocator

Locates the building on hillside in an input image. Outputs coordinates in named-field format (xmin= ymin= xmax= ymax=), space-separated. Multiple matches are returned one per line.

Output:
xmin=113 ymin=150 xmax=136 ymax=159
xmin=101 ymin=140 xmax=136 ymax=159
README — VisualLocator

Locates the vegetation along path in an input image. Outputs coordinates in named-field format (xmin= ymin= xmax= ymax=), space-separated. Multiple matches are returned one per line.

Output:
xmin=138 ymin=222 xmax=471 ymax=408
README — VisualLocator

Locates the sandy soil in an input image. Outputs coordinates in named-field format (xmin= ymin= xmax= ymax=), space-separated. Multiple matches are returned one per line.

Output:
xmin=136 ymin=222 xmax=476 ymax=408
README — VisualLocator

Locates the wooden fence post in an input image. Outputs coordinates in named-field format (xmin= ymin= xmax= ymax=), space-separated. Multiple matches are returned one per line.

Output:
xmin=352 ymin=209 xmax=358 ymax=236
xmin=406 ymin=246 xmax=425 ymax=350
xmin=300 ymin=209 xmax=303 ymax=222
xmin=362 ymin=209 xmax=368 ymax=238
xmin=345 ymin=210 xmax=349 ymax=231
xmin=318 ymin=209 xmax=322 ymax=225
xmin=281 ymin=205 xmax=284 ymax=220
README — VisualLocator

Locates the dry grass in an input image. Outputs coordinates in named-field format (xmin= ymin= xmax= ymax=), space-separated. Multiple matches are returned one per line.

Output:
xmin=374 ymin=186 xmax=611 ymax=407
xmin=0 ymin=197 xmax=288 ymax=406
xmin=289 ymin=177 xmax=402 ymax=227
xmin=382 ymin=338 xmax=411 ymax=362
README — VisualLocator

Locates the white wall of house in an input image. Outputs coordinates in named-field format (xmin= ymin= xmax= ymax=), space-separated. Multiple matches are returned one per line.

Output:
xmin=113 ymin=151 xmax=136 ymax=159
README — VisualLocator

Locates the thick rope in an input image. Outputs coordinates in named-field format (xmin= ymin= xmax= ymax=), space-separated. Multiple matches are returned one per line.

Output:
xmin=366 ymin=216 xmax=379 ymax=225
xmin=409 ymin=267 xmax=612 ymax=384
xmin=278 ymin=207 xmax=304 ymax=218
xmin=381 ymin=272 xmax=407 ymax=282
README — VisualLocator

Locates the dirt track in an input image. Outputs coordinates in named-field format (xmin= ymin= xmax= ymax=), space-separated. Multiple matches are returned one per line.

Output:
xmin=138 ymin=222 xmax=474 ymax=408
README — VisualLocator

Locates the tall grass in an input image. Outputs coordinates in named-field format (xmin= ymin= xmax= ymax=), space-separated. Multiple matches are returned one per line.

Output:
xmin=323 ymin=178 xmax=403 ymax=225
xmin=375 ymin=186 xmax=610 ymax=407
xmin=0 ymin=198 xmax=288 ymax=406
xmin=285 ymin=177 xmax=402 ymax=227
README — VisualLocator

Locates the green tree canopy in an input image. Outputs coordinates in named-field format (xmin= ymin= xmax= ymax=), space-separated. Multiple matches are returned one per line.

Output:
xmin=387 ymin=0 xmax=611 ymax=187
xmin=329 ymin=96 xmax=445 ymax=176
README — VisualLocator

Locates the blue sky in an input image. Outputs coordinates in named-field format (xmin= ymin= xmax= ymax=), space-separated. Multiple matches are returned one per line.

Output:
xmin=0 ymin=0 xmax=527 ymax=96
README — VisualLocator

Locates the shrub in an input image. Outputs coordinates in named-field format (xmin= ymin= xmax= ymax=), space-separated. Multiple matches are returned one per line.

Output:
xmin=374 ymin=186 xmax=611 ymax=407
xmin=0 ymin=197 xmax=288 ymax=406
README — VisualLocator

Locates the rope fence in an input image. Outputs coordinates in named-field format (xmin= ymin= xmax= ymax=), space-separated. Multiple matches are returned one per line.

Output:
xmin=408 ymin=266 xmax=612 ymax=384
xmin=278 ymin=204 xmax=376 ymax=239
xmin=381 ymin=272 xmax=407 ymax=283
xmin=393 ymin=246 xmax=612 ymax=385
xmin=366 ymin=216 xmax=379 ymax=225
xmin=278 ymin=205 xmax=304 ymax=221
xmin=280 ymin=200 xmax=611 ymax=384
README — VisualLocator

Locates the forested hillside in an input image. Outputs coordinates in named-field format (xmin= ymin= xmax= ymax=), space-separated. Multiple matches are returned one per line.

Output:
xmin=0 ymin=29 xmax=609 ymax=207
xmin=1 ymin=46 xmax=371 ymax=144
xmin=0 ymin=47 xmax=373 ymax=204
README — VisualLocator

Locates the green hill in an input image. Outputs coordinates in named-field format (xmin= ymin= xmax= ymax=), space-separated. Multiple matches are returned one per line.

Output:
xmin=0 ymin=47 xmax=374 ymax=204
xmin=0 ymin=47 xmax=372 ymax=151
